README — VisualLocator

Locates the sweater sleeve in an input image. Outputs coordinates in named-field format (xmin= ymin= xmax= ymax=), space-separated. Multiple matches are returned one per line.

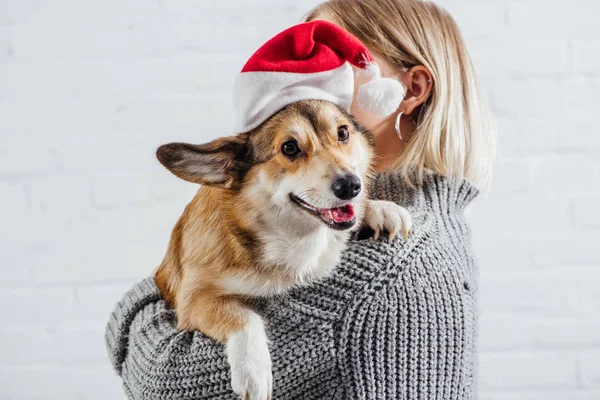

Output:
xmin=104 ymin=237 xmax=399 ymax=400
xmin=104 ymin=274 xmax=348 ymax=400
xmin=335 ymin=217 xmax=478 ymax=400
xmin=105 ymin=278 xmax=238 ymax=400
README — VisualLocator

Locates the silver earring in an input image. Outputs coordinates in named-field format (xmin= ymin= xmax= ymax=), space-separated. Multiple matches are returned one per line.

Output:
xmin=395 ymin=111 xmax=408 ymax=144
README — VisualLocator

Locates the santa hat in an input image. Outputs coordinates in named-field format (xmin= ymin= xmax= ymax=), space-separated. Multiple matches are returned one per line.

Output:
xmin=233 ymin=20 xmax=405 ymax=133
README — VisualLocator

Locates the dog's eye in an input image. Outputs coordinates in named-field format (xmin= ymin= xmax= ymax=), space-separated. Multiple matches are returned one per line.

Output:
xmin=338 ymin=126 xmax=350 ymax=143
xmin=281 ymin=140 xmax=301 ymax=157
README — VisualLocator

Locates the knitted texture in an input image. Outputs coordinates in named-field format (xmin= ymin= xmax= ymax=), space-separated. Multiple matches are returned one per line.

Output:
xmin=105 ymin=170 xmax=479 ymax=400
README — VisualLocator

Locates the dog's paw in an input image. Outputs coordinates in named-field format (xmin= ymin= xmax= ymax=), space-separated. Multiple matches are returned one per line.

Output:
xmin=228 ymin=341 xmax=272 ymax=400
xmin=364 ymin=199 xmax=413 ymax=241
xmin=226 ymin=315 xmax=272 ymax=400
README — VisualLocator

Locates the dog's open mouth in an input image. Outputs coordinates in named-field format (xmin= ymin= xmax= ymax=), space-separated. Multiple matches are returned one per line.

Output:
xmin=289 ymin=194 xmax=356 ymax=230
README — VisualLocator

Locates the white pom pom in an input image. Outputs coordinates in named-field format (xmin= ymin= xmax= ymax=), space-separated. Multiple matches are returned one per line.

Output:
xmin=357 ymin=63 xmax=405 ymax=118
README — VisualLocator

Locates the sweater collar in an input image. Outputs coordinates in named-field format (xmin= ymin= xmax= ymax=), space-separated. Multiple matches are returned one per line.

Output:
xmin=369 ymin=169 xmax=480 ymax=213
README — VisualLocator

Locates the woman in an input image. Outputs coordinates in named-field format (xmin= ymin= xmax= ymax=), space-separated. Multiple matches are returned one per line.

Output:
xmin=105 ymin=0 xmax=495 ymax=399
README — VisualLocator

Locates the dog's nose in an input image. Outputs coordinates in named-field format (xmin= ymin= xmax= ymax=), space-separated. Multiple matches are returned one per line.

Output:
xmin=331 ymin=174 xmax=362 ymax=200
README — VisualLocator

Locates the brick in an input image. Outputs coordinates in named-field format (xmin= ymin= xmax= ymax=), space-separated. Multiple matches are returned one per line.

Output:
xmin=73 ymin=283 xmax=138 ymax=325
xmin=480 ymin=390 xmax=600 ymax=400
xmin=91 ymin=171 xmax=194 ymax=209
xmin=442 ymin=2 xmax=508 ymax=39
xmin=469 ymin=192 xmax=571 ymax=238
xmin=0 ymin=283 xmax=134 ymax=329
xmin=488 ymin=78 xmax=565 ymax=118
xmin=472 ymin=236 xmax=532 ymax=270
xmin=29 ymin=175 xmax=93 ymax=214
xmin=0 ymin=287 xmax=77 ymax=327
xmin=489 ymin=159 xmax=534 ymax=195
xmin=479 ymin=351 xmax=577 ymax=389
xmin=161 ymin=0 xmax=316 ymax=13
xmin=480 ymin=312 xmax=600 ymax=351
xmin=0 ymin=245 xmax=39 ymax=286
xmin=0 ymin=364 xmax=127 ymax=400
xmin=0 ymin=327 xmax=108 ymax=364
xmin=75 ymin=364 xmax=128 ymax=400
xmin=0 ymin=38 xmax=13 ymax=62
xmin=580 ymin=350 xmax=600 ymax=387
xmin=469 ymin=39 xmax=569 ymax=77
xmin=6 ymin=16 xmax=178 ymax=62
xmin=0 ymin=0 xmax=40 ymax=25
xmin=0 ymin=179 xmax=30 ymax=215
xmin=30 ymin=236 xmax=155 ymax=284
xmin=29 ymin=206 xmax=175 ymax=284
xmin=508 ymin=0 xmax=600 ymax=39
xmin=479 ymin=313 xmax=531 ymax=351
xmin=497 ymin=118 xmax=600 ymax=156
xmin=167 ymin=13 xmax=302 ymax=55
xmin=531 ymin=155 xmax=599 ymax=195
xmin=490 ymin=77 xmax=600 ymax=121
xmin=0 ymin=95 xmax=235 ymax=137
xmin=533 ymin=320 xmax=600 ymax=349
xmin=37 ymin=0 xmax=161 ymax=19
xmin=1 ymin=56 xmax=242 ymax=101
xmin=573 ymin=196 xmax=600 ymax=229
xmin=132 ymin=96 xmax=235 ymax=133
xmin=50 ymin=129 xmax=246 ymax=176
xmin=533 ymin=237 xmax=600 ymax=267
xmin=563 ymin=78 xmax=600 ymax=120
xmin=479 ymin=274 xmax=563 ymax=315
xmin=0 ymin=140 xmax=56 ymax=177
xmin=480 ymin=267 xmax=600 ymax=317
xmin=573 ymin=40 xmax=600 ymax=73
xmin=51 ymin=134 xmax=158 ymax=175
xmin=0 ymin=213 xmax=63 ymax=252
xmin=0 ymin=366 xmax=77 ymax=400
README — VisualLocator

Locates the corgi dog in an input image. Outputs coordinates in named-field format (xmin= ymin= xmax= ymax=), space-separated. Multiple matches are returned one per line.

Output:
xmin=155 ymin=100 xmax=412 ymax=400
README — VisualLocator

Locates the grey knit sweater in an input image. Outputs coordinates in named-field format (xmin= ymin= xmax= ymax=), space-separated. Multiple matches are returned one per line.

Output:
xmin=105 ymin=171 xmax=479 ymax=400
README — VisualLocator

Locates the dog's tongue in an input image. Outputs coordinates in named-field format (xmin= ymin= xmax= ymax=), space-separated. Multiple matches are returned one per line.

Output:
xmin=321 ymin=204 xmax=355 ymax=223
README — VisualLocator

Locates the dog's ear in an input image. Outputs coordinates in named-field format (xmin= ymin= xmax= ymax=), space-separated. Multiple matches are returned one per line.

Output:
xmin=156 ymin=135 xmax=249 ymax=189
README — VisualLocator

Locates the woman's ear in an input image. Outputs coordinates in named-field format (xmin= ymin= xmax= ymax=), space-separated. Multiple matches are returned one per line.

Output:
xmin=156 ymin=135 xmax=249 ymax=189
xmin=399 ymin=65 xmax=434 ymax=116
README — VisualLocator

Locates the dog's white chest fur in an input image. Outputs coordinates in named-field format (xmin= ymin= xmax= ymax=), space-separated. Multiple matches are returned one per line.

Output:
xmin=222 ymin=226 xmax=348 ymax=297
xmin=263 ymin=226 xmax=346 ymax=279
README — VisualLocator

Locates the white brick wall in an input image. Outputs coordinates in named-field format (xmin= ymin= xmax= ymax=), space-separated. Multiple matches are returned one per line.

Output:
xmin=0 ymin=0 xmax=598 ymax=399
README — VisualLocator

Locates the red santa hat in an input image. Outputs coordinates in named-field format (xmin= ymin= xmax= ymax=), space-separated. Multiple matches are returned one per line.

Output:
xmin=233 ymin=20 xmax=405 ymax=133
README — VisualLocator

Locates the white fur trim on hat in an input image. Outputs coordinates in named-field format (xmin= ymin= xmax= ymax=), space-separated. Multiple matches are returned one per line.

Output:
xmin=233 ymin=63 xmax=354 ymax=133
xmin=357 ymin=62 xmax=406 ymax=118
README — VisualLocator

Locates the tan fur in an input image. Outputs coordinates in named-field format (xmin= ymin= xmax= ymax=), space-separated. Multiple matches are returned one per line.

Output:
xmin=155 ymin=101 xmax=373 ymax=341
xmin=153 ymin=100 xmax=385 ymax=399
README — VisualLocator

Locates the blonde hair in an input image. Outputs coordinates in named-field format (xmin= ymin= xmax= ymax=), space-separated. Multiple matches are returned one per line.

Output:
xmin=306 ymin=0 xmax=496 ymax=187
